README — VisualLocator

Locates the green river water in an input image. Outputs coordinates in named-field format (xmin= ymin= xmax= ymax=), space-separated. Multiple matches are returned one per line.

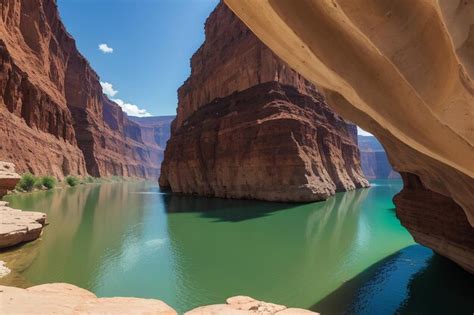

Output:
xmin=1 ymin=180 xmax=473 ymax=314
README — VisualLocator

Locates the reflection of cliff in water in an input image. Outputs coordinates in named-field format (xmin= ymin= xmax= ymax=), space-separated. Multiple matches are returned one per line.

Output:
xmin=312 ymin=245 xmax=474 ymax=314
xmin=163 ymin=188 xmax=372 ymax=310
xmin=0 ymin=183 xmax=150 ymax=290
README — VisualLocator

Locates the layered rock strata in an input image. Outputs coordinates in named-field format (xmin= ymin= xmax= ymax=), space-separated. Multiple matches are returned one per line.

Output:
xmin=0 ymin=0 xmax=160 ymax=179
xmin=0 ymin=202 xmax=47 ymax=249
xmin=358 ymin=135 xmax=400 ymax=179
xmin=159 ymin=3 xmax=368 ymax=201
xmin=129 ymin=116 xmax=175 ymax=167
xmin=0 ymin=162 xmax=47 ymax=249
xmin=0 ymin=162 xmax=20 ymax=197
xmin=224 ymin=0 xmax=474 ymax=272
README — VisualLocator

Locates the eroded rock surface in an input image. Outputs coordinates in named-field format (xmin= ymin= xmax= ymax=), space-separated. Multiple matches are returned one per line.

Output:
xmin=0 ymin=283 xmax=177 ymax=314
xmin=0 ymin=162 xmax=20 ymax=197
xmin=0 ymin=202 xmax=47 ymax=249
xmin=224 ymin=0 xmax=474 ymax=272
xmin=358 ymin=135 xmax=400 ymax=179
xmin=0 ymin=0 xmax=161 ymax=179
xmin=159 ymin=3 xmax=368 ymax=201
xmin=186 ymin=296 xmax=318 ymax=315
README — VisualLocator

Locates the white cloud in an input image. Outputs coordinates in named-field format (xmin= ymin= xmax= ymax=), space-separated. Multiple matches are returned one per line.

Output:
xmin=112 ymin=98 xmax=151 ymax=117
xmin=357 ymin=127 xmax=373 ymax=136
xmin=98 ymin=43 xmax=114 ymax=54
xmin=100 ymin=81 xmax=118 ymax=97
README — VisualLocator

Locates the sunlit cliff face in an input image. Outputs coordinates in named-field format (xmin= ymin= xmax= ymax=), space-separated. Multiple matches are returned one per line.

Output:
xmin=224 ymin=0 xmax=474 ymax=273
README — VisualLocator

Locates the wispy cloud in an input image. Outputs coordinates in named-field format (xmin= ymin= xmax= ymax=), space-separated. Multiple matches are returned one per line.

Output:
xmin=98 ymin=43 xmax=114 ymax=54
xmin=100 ymin=81 xmax=118 ymax=97
xmin=112 ymin=99 xmax=151 ymax=117
xmin=100 ymin=80 xmax=151 ymax=117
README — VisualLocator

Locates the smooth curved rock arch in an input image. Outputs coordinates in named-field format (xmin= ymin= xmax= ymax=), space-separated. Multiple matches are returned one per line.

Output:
xmin=224 ymin=0 xmax=474 ymax=273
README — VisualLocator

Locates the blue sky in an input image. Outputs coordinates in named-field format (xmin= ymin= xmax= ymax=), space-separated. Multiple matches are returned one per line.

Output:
xmin=56 ymin=0 xmax=371 ymax=136
xmin=57 ymin=0 xmax=219 ymax=117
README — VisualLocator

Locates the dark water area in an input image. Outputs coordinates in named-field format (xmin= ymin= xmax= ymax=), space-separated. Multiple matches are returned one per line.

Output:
xmin=1 ymin=180 xmax=472 ymax=314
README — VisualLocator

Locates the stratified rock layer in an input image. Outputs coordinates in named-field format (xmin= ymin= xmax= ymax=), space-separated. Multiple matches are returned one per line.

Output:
xmin=358 ymin=135 xmax=400 ymax=179
xmin=159 ymin=3 xmax=368 ymax=201
xmin=129 ymin=116 xmax=175 ymax=167
xmin=0 ymin=162 xmax=47 ymax=249
xmin=0 ymin=0 xmax=160 ymax=179
xmin=224 ymin=0 xmax=474 ymax=272
xmin=0 ymin=202 xmax=47 ymax=249
xmin=0 ymin=162 xmax=20 ymax=197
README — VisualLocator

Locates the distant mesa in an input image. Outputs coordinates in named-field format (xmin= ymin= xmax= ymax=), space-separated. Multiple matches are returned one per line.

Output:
xmin=358 ymin=135 xmax=400 ymax=180
xmin=159 ymin=3 xmax=369 ymax=202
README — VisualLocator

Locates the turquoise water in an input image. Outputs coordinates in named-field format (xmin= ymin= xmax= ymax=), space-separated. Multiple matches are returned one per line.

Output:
xmin=1 ymin=180 xmax=473 ymax=314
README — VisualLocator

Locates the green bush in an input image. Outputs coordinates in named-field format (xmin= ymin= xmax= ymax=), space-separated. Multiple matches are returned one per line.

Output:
xmin=65 ymin=175 xmax=79 ymax=187
xmin=41 ymin=176 xmax=56 ymax=190
xmin=17 ymin=173 xmax=37 ymax=192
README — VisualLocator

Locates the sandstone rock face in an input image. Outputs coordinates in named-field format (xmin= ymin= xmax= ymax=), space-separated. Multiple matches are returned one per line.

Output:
xmin=358 ymin=135 xmax=400 ymax=179
xmin=0 ymin=283 xmax=177 ymax=314
xmin=0 ymin=162 xmax=20 ymax=197
xmin=0 ymin=0 xmax=160 ymax=179
xmin=129 ymin=116 xmax=175 ymax=167
xmin=224 ymin=0 xmax=474 ymax=272
xmin=159 ymin=3 xmax=368 ymax=201
xmin=186 ymin=296 xmax=319 ymax=315
xmin=0 ymin=201 xmax=47 ymax=249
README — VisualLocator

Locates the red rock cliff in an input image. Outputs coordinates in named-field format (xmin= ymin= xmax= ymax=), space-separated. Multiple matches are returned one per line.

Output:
xmin=0 ymin=0 xmax=160 ymax=179
xmin=159 ymin=3 xmax=369 ymax=201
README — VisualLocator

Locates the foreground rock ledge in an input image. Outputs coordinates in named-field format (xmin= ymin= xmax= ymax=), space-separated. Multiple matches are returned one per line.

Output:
xmin=186 ymin=295 xmax=318 ymax=314
xmin=0 ymin=284 xmax=176 ymax=314
xmin=0 ymin=202 xmax=47 ymax=249
xmin=0 ymin=284 xmax=318 ymax=315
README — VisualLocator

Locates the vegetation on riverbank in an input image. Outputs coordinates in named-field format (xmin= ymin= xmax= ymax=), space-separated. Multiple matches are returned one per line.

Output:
xmin=12 ymin=173 xmax=144 ymax=194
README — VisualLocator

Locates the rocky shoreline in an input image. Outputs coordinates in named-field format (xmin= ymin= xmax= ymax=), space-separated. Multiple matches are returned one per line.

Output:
xmin=0 ymin=283 xmax=318 ymax=314
xmin=0 ymin=162 xmax=47 ymax=250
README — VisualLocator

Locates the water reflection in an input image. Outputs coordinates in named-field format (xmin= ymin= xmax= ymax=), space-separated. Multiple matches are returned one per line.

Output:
xmin=163 ymin=186 xmax=410 ymax=312
xmin=0 ymin=180 xmax=437 ymax=314
xmin=312 ymin=245 xmax=474 ymax=315
xmin=0 ymin=183 xmax=151 ymax=290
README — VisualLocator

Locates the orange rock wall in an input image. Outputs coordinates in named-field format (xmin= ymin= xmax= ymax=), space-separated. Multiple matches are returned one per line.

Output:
xmin=0 ymin=0 xmax=161 ymax=179
xmin=160 ymin=3 xmax=368 ymax=201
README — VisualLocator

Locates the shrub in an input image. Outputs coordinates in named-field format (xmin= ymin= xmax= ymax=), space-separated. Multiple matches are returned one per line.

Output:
xmin=17 ymin=173 xmax=37 ymax=192
xmin=65 ymin=175 xmax=79 ymax=187
xmin=41 ymin=176 xmax=56 ymax=190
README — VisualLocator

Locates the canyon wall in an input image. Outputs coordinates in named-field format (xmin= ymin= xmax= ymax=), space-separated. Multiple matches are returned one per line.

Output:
xmin=224 ymin=0 xmax=474 ymax=272
xmin=159 ymin=3 xmax=368 ymax=202
xmin=358 ymin=135 xmax=400 ymax=179
xmin=0 ymin=0 xmax=160 ymax=179
xmin=129 ymin=116 xmax=174 ymax=166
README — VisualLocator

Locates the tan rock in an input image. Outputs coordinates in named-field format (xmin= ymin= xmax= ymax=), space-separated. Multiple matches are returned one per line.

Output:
xmin=0 ymin=283 xmax=177 ymax=315
xmin=225 ymin=0 xmax=474 ymax=273
xmin=0 ymin=205 xmax=47 ymax=249
xmin=0 ymin=261 xmax=10 ymax=278
xmin=186 ymin=296 xmax=318 ymax=315
xmin=0 ymin=162 xmax=20 ymax=197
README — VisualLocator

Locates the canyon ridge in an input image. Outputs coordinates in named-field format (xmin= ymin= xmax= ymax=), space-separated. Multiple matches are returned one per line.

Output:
xmin=0 ymin=0 xmax=170 ymax=179
xmin=159 ymin=3 xmax=369 ymax=202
